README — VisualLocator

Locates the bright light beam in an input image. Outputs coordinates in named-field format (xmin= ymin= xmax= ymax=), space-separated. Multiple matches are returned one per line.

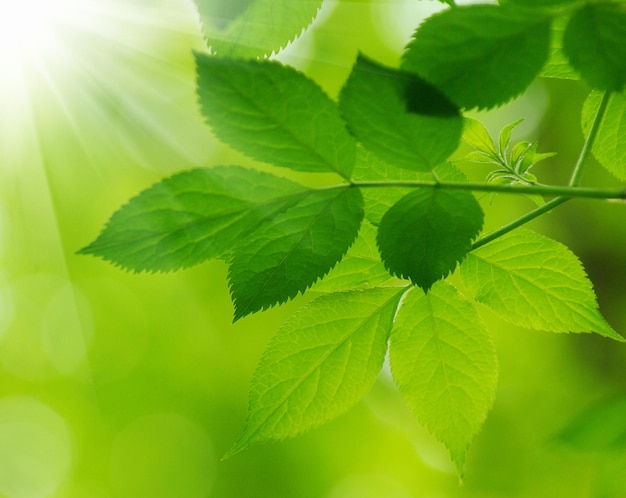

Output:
xmin=0 ymin=0 xmax=96 ymax=118
xmin=0 ymin=0 xmax=82 ymax=70
xmin=0 ymin=0 xmax=212 ymax=175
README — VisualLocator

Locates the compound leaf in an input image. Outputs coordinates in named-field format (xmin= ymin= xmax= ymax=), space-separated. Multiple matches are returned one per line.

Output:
xmin=226 ymin=287 xmax=405 ymax=457
xmin=194 ymin=0 xmax=323 ymax=59
xmin=195 ymin=54 xmax=356 ymax=179
xmin=563 ymin=4 xmax=626 ymax=92
xmin=339 ymin=54 xmax=462 ymax=172
xmin=402 ymin=5 xmax=551 ymax=109
xmin=377 ymin=189 xmax=484 ymax=291
xmin=229 ymin=188 xmax=364 ymax=319
xmin=582 ymin=91 xmax=626 ymax=182
xmin=390 ymin=281 xmax=498 ymax=474
xmin=460 ymin=229 xmax=624 ymax=341
xmin=79 ymin=167 xmax=308 ymax=272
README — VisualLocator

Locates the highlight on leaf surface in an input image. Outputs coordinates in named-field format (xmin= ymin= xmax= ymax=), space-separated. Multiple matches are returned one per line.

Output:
xmin=390 ymin=281 xmax=498 ymax=474
xmin=460 ymin=229 xmax=624 ymax=342
xmin=582 ymin=91 xmax=626 ymax=182
xmin=563 ymin=4 xmax=626 ymax=92
xmin=228 ymin=187 xmax=364 ymax=320
xmin=225 ymin=287 xmax=405 ymax=458
xmin=195 ymin=53 xmax=356 ymax=179
xmin=339 ymin=54 xmax=463 ymax=172
xmin=194 ymin=0 xmax=323 ymax=59
xmin=401 ymin=4 xmax=551 ymax=109
xmin=78 ymin=167 xmax=309 ymax=272
xmin=377 ymin=189 xmax=484 ymax=291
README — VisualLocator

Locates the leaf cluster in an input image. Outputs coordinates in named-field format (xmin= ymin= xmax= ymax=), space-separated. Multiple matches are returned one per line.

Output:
xmin=79 ymin=0 xmax=626 ymax=475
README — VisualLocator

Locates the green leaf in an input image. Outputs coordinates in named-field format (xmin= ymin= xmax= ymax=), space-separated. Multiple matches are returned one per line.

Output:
xmin=563 ymin=4 xmax=626 ymax=92
xmin=512 ymin=141 xmax=555 ymax=175
xmin=353 ymin=148 xmax=467 ymax=226
xmin=377 ymin=189 xmax=484 ymax=291
xmin=194 ymin=0 xmax=323 ymax=59
xmin=499 ymin=119 xmax=524 ymax=158
xmin=229 ymin=188 xmax=364 ymax=319
xmin=352 ymin=147 xmax=429 ymax=226
xmin=460 ymin=229 xmax=624 ymax=341
xmin=582 ymin=91 xmax=626 ymax=182
xmin=226 ymin=287 xmax=405 ymax=457
xmin=401 ymin=5 xmax=551 ymax=109
xmin=312 ymin=220 xmax=395 ymax=293
xmin=540 ymin=15 xmax=579 ymax=80
xmin=463 ymin=118 xmax=498 ymax=158
xmin=195 ymin=54 xmax=356 ymax=179
xmin=79 ymin=167 xmax=308 ymax=272
xmin=339 ymin=54 xmax=462 ymax=172
xmin=390 ymin=281 xmax=498 ymax=474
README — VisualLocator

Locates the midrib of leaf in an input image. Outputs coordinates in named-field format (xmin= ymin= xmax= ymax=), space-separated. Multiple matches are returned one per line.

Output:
xmin=418 ymin=298 xmax=479 ymax=433
xmin=426 ymin=295 xmax=457 ymax=416
xmin=232 ymin=287 xmax=406 ymax=452
xmin=235 ymin=189 xmax=355 ymax=317
xmin=93 ymin=189 xmax=311 ymax=253
xmin=208 ymin=69 xmax=350 ymax=180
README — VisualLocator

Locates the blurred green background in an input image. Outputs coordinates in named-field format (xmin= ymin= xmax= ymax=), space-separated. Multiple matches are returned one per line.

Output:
xmin=1 ymin=1 xmax=626 ymax=497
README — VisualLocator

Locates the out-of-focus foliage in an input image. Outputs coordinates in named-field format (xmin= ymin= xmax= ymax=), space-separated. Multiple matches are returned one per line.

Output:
xmin=1 ymin=0 xmax=626 ymax=497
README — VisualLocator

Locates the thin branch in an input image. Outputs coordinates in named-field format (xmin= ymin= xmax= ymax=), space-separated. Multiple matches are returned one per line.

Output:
xmin=568 ymin=91 xmax=613 ymax=187
xmin=351 ymin=179 xmax=625 ymax=201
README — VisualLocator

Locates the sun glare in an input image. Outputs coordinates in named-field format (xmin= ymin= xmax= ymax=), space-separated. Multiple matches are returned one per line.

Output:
xmin=0 ymin=0 xmax=101 ymax=128
xmin=0 ymin=0 xmax=82 ymax=72
xmin=0 ymin=0 xmax=211 ymax=173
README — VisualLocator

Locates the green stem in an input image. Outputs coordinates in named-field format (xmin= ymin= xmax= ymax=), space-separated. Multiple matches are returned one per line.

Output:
xmin=351 ymin=179 xmax=625 ymax=201
xmin=471 ymin=197 xmax=567 ymax=250
xmin=568 ymin=91 xmax=612 ymax=187
xmin=471 ymin=91 xmax=613 ymax=250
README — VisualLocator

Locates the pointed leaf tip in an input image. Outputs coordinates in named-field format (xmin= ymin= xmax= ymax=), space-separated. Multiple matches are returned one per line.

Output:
xmin=230 ymin=288 xmax=405 ymax=453
xmin=194 ymin=0 xmax=323 ymax=59
xmin=377 ymin=189 xmax=483 ymax=291
xmin=390 ymin=282 xmax=498 ymax=475
xmin=461 ymin=229 xmax=623 ymax=341
xmin=402 ymin=4 xmax=551 ymax=109
xmin=229 ymin=188 xmax=364 ymax=319
xmin=195 ymin=54 xmax=356 ymax=178
xmin=339 ymin=54 xmax=462 ymax=173
xmin=78 ymin=167 xmax=309 ymax=273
